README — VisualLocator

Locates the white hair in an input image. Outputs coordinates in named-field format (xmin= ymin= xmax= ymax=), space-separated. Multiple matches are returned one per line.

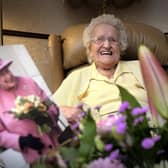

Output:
xmin=83 ymin=14 xmax=128 ymax=53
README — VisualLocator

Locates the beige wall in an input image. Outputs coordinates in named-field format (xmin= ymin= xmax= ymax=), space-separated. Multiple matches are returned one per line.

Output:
xmin=2 ymin=0 xmax=96 ymax=34
xmin=2 ymin=0 xmax=168 ymax=35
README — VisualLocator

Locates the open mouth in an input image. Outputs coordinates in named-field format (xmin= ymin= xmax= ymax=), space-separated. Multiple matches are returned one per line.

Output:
xmin=100 ymin=51 xmax=113 ymax=56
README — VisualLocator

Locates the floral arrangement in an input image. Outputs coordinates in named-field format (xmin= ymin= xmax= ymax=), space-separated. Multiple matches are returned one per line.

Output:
xmin=51 ymin=45 xmax=168 ymax=168
xmin=56 ymin=90 xmax=168 ymax=168
xmin=34 ymin=45 xmax=168 ymax=168
xmin=11 ymin=95 xmax=55 ymax=134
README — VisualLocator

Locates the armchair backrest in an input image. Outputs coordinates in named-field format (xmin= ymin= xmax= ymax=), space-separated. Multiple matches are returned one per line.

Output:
xmin=48 ymin=22 xmax=168 ymax=93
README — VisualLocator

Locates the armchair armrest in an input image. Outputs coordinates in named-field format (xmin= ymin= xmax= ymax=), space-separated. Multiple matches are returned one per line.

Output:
xmin=48 ymin=34 xmax=64 ymax=93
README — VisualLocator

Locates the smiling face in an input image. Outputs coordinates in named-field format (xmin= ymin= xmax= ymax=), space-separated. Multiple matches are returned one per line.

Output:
xmin=89 ymin=24 xmax=120 ymax=70
xmin=0 ymin=67 xmax=17 ymax=90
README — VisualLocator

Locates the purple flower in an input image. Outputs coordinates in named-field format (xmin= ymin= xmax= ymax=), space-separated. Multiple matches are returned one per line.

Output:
xmin=141 ymin=135 xmax=160 ymax=150
xmin=153 ymin=135 xmax=161 ymax=142
xmin=141 ymin=137 xmax=155 ymax=149
xmin=140 ymin=106 xmax=148 ymax=114
xmin=76 ymin=102 xmax=84 ymax=109
xmin=88 ymin=157 xmax=125 ymax=168
xmin=105 ymin=144 xmax=113 ymax=151
xmin=116 ymin=122 xmax=127 ymax=134
xmin=116 ymin=116 xmax=127 ymax=124
xmin=71 ymin=122 xmax=79 ymax=130
xmin=109 ymin=149 xmax=120 ymax=161
xmin=131 ymin=107 xmax=142 ymax=116
xmin=133 ymin=116 xmax=144 ymax=126
xmin=94 ymin=105 xmax=102 ymax=111
xmin=73 ymin=136 xmax=78 ymax=141
xmin=78 ymin=111 xmax=85 ymax=119
xmin=119 ymin=101 xmax=130 ymax=113
xmin=131 ymin=107 xmax=148 ymax=116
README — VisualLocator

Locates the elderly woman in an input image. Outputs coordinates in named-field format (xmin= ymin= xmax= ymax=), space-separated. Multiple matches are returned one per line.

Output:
xmin=0 ymin=58 xmax=60 ymax=164
xmin=53 ymin=14 xmax=147 ymax=123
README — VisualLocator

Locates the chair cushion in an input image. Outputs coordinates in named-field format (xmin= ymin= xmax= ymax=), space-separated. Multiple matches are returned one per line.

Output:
xmin=124 ymin=22 xmax=168 ymax=64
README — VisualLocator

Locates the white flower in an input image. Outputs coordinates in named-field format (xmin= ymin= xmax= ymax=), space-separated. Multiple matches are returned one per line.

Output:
xmin=15 ymin=96 xmax=22 ymax=105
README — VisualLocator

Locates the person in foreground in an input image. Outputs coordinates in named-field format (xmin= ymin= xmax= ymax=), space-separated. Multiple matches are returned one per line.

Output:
xmin=53 ymin=14 xmax=147 ymax=123
xmin=0 ymin=58 xmax=60 ymax=164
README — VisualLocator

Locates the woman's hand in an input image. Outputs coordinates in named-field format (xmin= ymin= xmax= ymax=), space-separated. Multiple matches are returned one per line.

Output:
xmin=59 ymin=106 xmax=82 ymax=123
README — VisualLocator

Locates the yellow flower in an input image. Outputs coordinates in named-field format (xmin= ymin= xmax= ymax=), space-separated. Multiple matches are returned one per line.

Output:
xmin=23 ymin=102 xmax=33 ymax=114
xmin=38 ymin=103 xmax=47 ymax=112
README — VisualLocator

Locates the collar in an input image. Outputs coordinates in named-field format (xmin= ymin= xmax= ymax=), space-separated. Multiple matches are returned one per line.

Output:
xmin=90 ymin=61 xmax=133 ymax=82
xmin=78 ymin=60 xmax=144 ymax=96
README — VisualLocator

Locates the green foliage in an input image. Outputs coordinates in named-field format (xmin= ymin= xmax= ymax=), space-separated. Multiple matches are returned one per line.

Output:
xmin=117 ymin=84 xmax=141 ymax=108
xmin=59 ymin=110 xmax=97 ymax=168
xmin=79 ymin=110 xmax=97 ymax=160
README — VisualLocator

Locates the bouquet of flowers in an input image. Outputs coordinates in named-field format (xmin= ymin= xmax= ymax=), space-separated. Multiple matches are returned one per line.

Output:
xmin=56 ymin=90 xmax=168 ymax=168
xmin=11 ymin=95 xmax=57 ymax=135
xmin=53 ymin=46 xmax=168 ymax=168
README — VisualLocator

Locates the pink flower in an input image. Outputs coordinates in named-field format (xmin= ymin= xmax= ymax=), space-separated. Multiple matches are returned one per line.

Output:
xmin=88 ymin=157 xmax=125 ymax=168
xmin=97 ymin=115 xmax=118 ymax=135
xmin=138 ymin=45 xmax=168 ymax=120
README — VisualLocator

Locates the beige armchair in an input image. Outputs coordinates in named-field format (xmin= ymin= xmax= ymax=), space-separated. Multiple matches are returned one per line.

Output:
xmin=47 ymin=22 xmax=168 ymax=93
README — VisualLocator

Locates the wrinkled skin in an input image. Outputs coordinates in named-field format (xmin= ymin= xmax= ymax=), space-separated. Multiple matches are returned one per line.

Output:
xmin=89 ymin=23 xmax=120 ymax=78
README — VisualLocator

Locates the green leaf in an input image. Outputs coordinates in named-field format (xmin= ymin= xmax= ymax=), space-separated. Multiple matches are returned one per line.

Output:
xmin=60 ymin=147 xmax=78 ymax=161
xmin=94 ymin=136 xmax=105 ymax=152
xmin=79 ymin=111 xmax=97 ymax=161
xmin=60 ymin=147 xmax=79 ymax=168
xmin=117 ymin=85 xmax=141 ymax=108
